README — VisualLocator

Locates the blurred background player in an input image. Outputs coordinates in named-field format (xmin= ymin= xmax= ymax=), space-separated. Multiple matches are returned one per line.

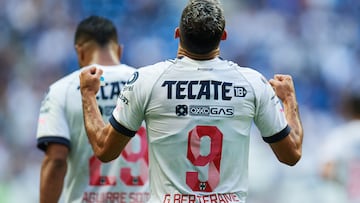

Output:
xmin=319 ymin=82 xmax=360 ymax=203
xmin=36 ymin=15 xmax=149 ymax=203
xmin=79 ymin=0 xmax=303 ymax=202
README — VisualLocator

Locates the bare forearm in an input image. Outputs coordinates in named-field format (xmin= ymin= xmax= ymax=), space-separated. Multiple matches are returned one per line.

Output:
xmin=283 ymin=95 xmax=303 ymax=150
xmin=269 ymin=96 xmax=303 ymax=166
xmin=40 ymin=157 xmax=66 ymax=203
xmin=82 ymin=93 xmax=107 ymax=154
xmin=80 ymin=67 xmax=130 ymax=162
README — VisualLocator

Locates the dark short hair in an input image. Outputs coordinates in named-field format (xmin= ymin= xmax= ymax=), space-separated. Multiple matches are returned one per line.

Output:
xmin=74 ymin=15 xmax=118 ymax=47
xmin=348 ymin=95 xmax=360 ymax=115
xmin=179 ymin=0 xmax=225 ymax=54
xmin=343 ymin=88 xmax=360 ymax=116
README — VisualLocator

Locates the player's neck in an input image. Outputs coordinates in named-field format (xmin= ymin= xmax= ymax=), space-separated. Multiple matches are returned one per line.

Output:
xmin=90 ymin=50 xmax=120 ymax=66
xmin=177 ymin=46 xmax=220 ymax=61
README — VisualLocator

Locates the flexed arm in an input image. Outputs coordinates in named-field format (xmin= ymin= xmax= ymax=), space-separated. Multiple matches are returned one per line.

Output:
xmin=269 ymin=74 xmax=304 ymax=166
xmin=79 ymin=66 xmax=131 ymax=162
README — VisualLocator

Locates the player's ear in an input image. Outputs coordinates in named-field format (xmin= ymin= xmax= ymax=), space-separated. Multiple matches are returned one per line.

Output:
xmin=75 ymin=44 xmax=85 ymax=66
xmin=221 ymin=30 xmax=227 ymax=41
xmin=75 ymin=44 xmax=81 ymax=55
xmin=175 ymin=27 xmax=180 ymax=39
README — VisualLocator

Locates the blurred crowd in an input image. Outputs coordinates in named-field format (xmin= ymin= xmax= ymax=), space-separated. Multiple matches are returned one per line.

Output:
xmin=0 ymin=0 xmax=359 ymax=202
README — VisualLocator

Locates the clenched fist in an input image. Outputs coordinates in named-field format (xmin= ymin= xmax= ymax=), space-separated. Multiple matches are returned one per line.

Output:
xmin=79 ymin=66 xmax=103 ymax=96
xmin=269 ymin=74 xmax=296 ymax=102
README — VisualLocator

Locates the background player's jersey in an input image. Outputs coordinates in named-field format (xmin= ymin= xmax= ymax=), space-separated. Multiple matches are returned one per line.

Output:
xmin=321 ymin=120 xmax=360 ymax=203
xmin=36 ymin=64 xmax=149 ymax=203
xmin=111 ymin=57 xmax=289 ymax=203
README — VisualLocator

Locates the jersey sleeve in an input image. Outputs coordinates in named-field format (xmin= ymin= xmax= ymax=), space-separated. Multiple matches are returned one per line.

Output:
xmin=110 ymin=70 xmax=147 ymax=137
xmin=253 ymin=75 xmax=290 ymax=143
xmin=36 ymin=85 xmax=70 ymax=151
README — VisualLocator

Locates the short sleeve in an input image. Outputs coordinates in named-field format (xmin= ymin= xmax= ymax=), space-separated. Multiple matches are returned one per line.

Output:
xmin=253 ymin=76 xmax=290 ymax=143
xmin=36 ymin=86 xmax=71 ymax=151
xmin=111 ymin=71 xmax=146 ymax=136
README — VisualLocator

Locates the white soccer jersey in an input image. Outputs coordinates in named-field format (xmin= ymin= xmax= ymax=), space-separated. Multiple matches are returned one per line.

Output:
xmin=321 ymin=120 xmax=360 ymax=203
xmin=36 ymin=64 xmax=149 ymax=203
xmin=110 ymin=57 xmax=289 ymax=203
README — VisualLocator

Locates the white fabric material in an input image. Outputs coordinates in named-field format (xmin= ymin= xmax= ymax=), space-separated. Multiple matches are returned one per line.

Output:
xmin=36 ymin=64 xmax=149 ymax=203
xmin=320 ymin=120 xmax=360 ymax=203
xmin=112 ymin=57 xmax=288 ymax=203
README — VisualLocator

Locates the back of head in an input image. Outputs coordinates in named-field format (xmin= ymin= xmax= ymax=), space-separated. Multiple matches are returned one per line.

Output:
xmin=179 ymin=0 xmax=225 ymax=55
xmin=342 ymin=83 xmax=360 ymax=119
xmin=74 ymin=15 xmax=118 ymax=47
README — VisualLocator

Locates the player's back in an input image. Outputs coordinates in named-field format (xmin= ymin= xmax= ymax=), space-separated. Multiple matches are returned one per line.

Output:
xmin=128 ymin=56 xmax=287 ymax=202
xmin=37 ymin=64 xmax=149 ymax=203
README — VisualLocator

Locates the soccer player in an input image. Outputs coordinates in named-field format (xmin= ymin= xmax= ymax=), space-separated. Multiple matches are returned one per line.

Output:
xmin=36 ymin=16 xmax=149 ymax=203
xmin=320 ymin=85 xmax=360 ymax=203
xmin=79 ymin=1 xmax=303 ymax=202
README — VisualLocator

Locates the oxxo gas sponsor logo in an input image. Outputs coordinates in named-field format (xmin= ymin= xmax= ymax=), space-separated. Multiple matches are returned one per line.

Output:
xmin=176 ymin=105 xmax=234 ymax=117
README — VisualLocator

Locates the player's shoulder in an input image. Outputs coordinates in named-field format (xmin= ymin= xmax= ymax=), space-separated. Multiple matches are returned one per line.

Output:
xmin=120 ymin=60 xmax=174 ymax=91
xmin=139 ymin=60 xmax=173 ymax=71
xmin=49 ymin=69 xmax=81 ymax=92
xmin=225 ymin=59 xmax=261 ymax=75
xmin=243 ymin=68 xmax=268 ymax=85
xmin=226 ymin=60 xmax=268 ymax=84
xmin=136 ymin=60 xmax=174 ymax=79
xmin=223 ymin=61 xmax=272 ymax=97
xmin=41 ymin=69 xmax=81 ymax=104
xmin=88 ymin=63 xmax=136 ymax=79
xmin=119 ymin=63 xmax=136 ymax=73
